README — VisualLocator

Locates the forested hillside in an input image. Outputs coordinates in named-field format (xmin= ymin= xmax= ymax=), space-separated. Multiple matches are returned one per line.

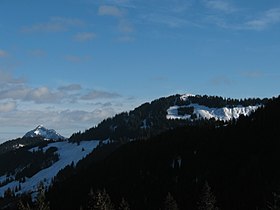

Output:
xmin=0 ymin=94 xmax=274 ymax=210
xmin=69 ymin=94 xmax=266 ymax=142
xmin=45 ymin=96 xmax=280 ymax=210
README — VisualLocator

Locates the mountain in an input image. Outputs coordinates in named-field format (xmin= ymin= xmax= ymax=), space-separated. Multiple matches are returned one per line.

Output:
xmin=47 ymin=95 xmax=280 ymax=210
xmin=0 ymin=126 xmax=65 ymax=155
xmin=69 ymin=94 xmax=267 ymax=142
xmin=23 ymin=125 xmax=66 ymax=141
xmin=0 ymin=93 xmax=271 ymax=209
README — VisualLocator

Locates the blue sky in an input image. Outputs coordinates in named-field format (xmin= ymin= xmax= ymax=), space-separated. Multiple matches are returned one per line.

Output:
xmin=0 ymin=0 xmax=280 ymax=141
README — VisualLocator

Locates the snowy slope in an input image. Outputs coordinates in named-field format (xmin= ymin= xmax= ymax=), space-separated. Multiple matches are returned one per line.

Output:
xmin=167 ymin=104 xmax=260 ymax=121
xmin=0 ymin=140 xmax=99 ymax=196
xmin=23 ymin=125 xmax=65 ymax=140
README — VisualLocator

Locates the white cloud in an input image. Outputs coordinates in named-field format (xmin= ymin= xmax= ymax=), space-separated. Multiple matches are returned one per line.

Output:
xmin=141 ymin=13 xmax=194 ymax=28
xmin=97 ymin=0 xmax=131 ymax=6
xmin=0 ymin=72 xmax=129 ymax=140
xmin=0 ymin=50 xmax=8 ymax=57
xmin=0 ymin=101 xmax=16 ymax=112
xmin=118 ymin=19 xmax=133 ymax=33
xmin=21 ymin=17 xmax=85 ymax=33
xmin=24 ymin=87 xmax=64 ymax=104
xmin=0 ymin=105 xmax=119 ymax=139
xmin=0 ymin=70 xmax=25 ymax=85
xmin=0 ymin=86 xmax=29 ymax=100
xmin=58 ymin=84 xmax=82 ymax=91
xmin=0 ymin=71 xmax=122 ymax=104
xmin=199 ymin=3 xmax=280 ymax=31
xmin=74 ymin=32 xmax=96 ymax=42
xmin=203 ymin=0 xmax=236 ymax=13
xmin=98 ymin=5 xmax=123 ymax=17
xmin=0 ymin=85 xmax=64 ymax=104
xmin=98 ymin=4 xmax=135 ymax=41
xmin=81 ymin=90 xmax=121 ymax=100
xmin=245 ymin=8 xmax=280 ymax=30
xmin=170 ymin=0 xmax=193 ymax=13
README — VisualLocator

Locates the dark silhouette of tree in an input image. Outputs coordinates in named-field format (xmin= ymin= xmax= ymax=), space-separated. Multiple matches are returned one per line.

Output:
xmin=198 ymin=182 xmax=218 ymax=210
xmin=164 ymin=192 xmax=179 ymax=210
xmin=267 ymin=193 xmax=280 ymax=210
xmin=87 ymin=188 xmax=114 ymax=210
xmin=118 ymin=198 xmax=130 ymax=210
xmin=35 ymin=186 xmax=50 ymax=210
xmin=18 ymin=200 xmax=32 ymax=210
xmin=4 ymin=187 xmax=15 ymax=198
xmin=18 ymin=185 xmax=50 ymax=210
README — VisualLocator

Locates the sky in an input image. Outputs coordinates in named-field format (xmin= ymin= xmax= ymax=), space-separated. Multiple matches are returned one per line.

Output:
xmin=0 ymin=0 xmax=280 ymax=142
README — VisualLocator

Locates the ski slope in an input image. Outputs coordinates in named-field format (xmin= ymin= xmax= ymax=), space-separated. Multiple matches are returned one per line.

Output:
xmin=0 ymin=140 xmax=99 ymax=197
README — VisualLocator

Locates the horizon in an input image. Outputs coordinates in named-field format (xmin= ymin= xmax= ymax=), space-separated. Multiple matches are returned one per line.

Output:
xmin=0 ymin=93 xmax=274 ymax=143
xmin=1 ymin=0 xmax=280 ymax=142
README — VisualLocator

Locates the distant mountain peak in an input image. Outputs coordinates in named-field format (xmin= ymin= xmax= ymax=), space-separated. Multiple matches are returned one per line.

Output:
xmin=23 ymin=125 xmax=66 ymax=140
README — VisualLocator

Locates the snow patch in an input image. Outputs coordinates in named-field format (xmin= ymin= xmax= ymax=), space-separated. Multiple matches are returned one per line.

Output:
xmin=180 ymin=93 xmax=195 ymax=101
xmin=167 ymin=104 xmax=260 ymax=121
xmin=0 ymin=140 xmax=99 ymax=197
xmin=12 ymin=144 xmax=25 ymax=149
xmin=140 ymin=119 xmax=150 ymax=129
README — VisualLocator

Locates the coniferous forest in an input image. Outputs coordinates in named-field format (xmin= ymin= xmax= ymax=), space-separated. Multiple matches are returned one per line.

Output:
xmin=45 ymin=96 xmax=280 ymax=210
xmin=0 ymin=95 xmax=280 ymax=210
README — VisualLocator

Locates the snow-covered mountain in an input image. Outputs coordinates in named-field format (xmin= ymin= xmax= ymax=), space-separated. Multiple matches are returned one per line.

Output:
xmin=166 ymin=94 xmax=260 ymax=121
xmin=23 ymin=125 xmax=66 ymax=140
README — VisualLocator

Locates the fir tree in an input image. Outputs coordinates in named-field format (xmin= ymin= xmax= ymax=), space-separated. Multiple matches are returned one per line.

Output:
xmin=267 ymin=193 xmax=280 ymax=210
xmin=118 ymin=197 xmax=130 ymax=210
xmin=197 ymin=182 xmax=218 ymax=210
xmin=18 ymin=200 xmax=32 ymax=210
xmin=87 ymin=188 xmax=114 ymax=210
xmin=164 ymin=192 xmax=179 ymax=210
xmin=18 ymin=187 xmax=50 ymax=210
xmin=35 ymin=187 xmax=50 ymax=210
xmin=4 ymin=187 xmax=15 ymax=198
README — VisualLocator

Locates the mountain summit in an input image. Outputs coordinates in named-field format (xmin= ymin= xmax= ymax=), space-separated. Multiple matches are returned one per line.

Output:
xmin=23 ymin=125 xmax=66 ymax=140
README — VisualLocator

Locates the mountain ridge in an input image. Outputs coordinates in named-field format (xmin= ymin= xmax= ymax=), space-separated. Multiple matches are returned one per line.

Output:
xmin=69 ymin=94 xmax=267 ymax=142
xmin=23 ymin=125 xmax=66 ymax=141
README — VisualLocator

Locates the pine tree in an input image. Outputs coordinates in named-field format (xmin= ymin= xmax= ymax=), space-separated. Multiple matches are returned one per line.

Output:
xmin=18 ymin=187 xmax=50 ymax=210
xmin=118 ymin=197 xmax=130 ymax=210
xmin=18 ymin=200 xmax=32 ymax=210
xmin=164 ymin=192 xmax=179 ymax=210
xmin=87 ymin=188 xmax=114 ymax=210
xmin=35 ymin=188 xmax=50 ymax=210
xmin=197 ymin=182 xmax=218 ymax=210
xmin=4 ymin=187 xmax=15 ymax=198
xmin=267 ymin=193 xmax=280 ymax=210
